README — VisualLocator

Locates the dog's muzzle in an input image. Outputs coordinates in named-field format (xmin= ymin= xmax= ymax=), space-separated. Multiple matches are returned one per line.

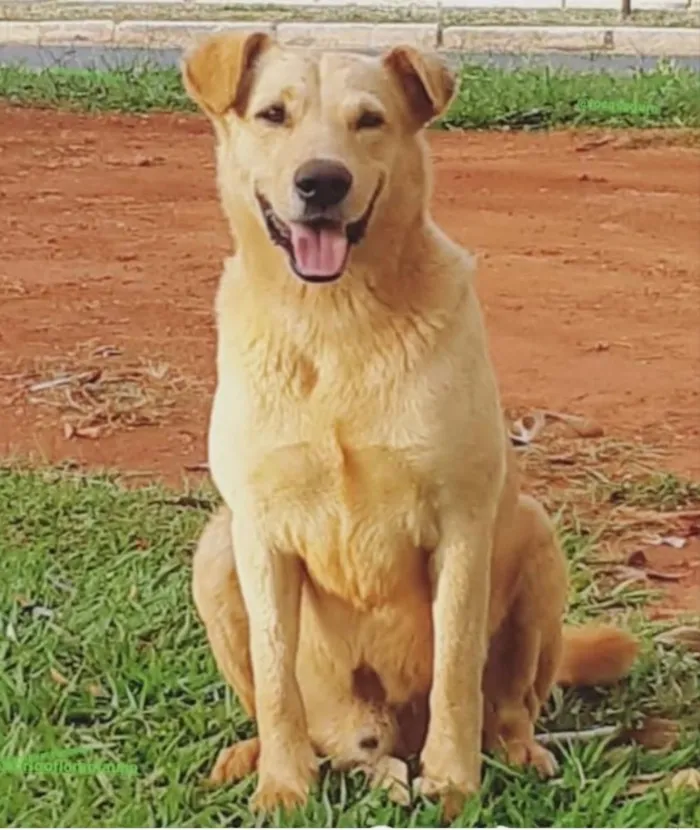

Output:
xmin=256 ymin=179 xmax=383 ymax=283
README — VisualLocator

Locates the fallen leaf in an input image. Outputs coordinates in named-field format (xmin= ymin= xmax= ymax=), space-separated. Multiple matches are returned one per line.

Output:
xmin=575 ymin=135 xmax=615 ymax=152
xmin=184 ymin=462 xmax=209 ymax=472
xmin=63 ymin=422 xmax=76 ymax=440
xmin=28 ymin=369 xmax=101 ymax=393
xmin=31 ymin=605 xmax=54 ymax=620
xmin=86 ymin=682 xmax=106 ymax=698
xmin=548 ymin=454 xmax=577 ymax=465
xmin=621 ymin=552 xmax=686 ymax=582
xmin=29 ymin=375 xmax=73 ymax=393
xmin=624 ymin=717 xmax=680 ymax=751
xmin=660 ymin=536 xmax=687 ymax=549
xmin=646 ymin=569 xmax=687 ymax=582
xmin=644 ymin=534 xmax=687 ymax=550
xmin=14 ymin=594 xmax=32 ymax=608
xmin=50 ymin=668 xmax=69 ymax=687
xmin=656 ymin=626 xmax=700 ymax=654
xmin=5 ymin=621 xmax=18 ymax=643
xmin=74 ymin=425 xmax=104 ymax=440
xmin=578 ymin=173 xmax=608 ymax=184
xmin=607 ymin=565 xmax=648 ymax=584
xmin=536 ymin=725 xmax=618 ymax=746
xmin=135 ymin=155 xmax=165 ymax=168
xmin=545 ymin=410 xmax=604 ymax=438
xmin=627 ymin=550 xmax=648 ymax=567
xmin=669 ymin=768 xmax=700 ymax=792
xmin=625 ymin=772 xmax=665 ymax=797
xmin=93 ymin=345 xmax=122 ymax=358
xmin=586 ymin=339 xmax=632 ymax=353
xmin=509 ymin=411 xmax=546 ymax=447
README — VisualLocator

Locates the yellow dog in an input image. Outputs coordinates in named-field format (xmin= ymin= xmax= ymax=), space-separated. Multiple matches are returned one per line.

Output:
xmin=184 ymin=33 xmax=637 ymax=818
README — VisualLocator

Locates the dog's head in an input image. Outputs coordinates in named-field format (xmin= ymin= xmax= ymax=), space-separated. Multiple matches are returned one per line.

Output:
xmin=183 ymin=33 xmax=455 ymax=284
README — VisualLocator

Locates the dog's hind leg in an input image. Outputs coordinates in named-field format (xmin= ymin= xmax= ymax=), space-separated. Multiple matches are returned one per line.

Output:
xmin=192 ymin=505 xmax=258 ymax=783
xmin=209 ymin=737 xmax=261 ymax=785
xmin=482 ymin=496 xmax=566 ymax=778
xmin=483 ymin=614 xmax=562 ymax=777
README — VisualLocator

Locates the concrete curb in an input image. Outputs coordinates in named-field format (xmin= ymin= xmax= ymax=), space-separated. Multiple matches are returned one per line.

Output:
xmin=442 ymin=24 xmax=614 ymax=50
xmin=275 ymin=22 xmax=439 ymax=49
xmin=112 ymin=20 xmax=274 ymax=48
xmin=0 ymin=20 xmax=698 ymax=56
xmin=6 ymin=0 xmax=694 ymax=8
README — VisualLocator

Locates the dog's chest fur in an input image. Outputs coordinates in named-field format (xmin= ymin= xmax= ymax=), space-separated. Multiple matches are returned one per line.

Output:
xmin=251 ymin=437 xmax=440 ymax=608
xmin=210 ymin=275 xmax=462 ymax=609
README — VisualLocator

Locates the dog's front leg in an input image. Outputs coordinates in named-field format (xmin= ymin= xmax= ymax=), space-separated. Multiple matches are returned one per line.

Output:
xmin=232 ymin=515 xmax=317 ymax=813
xmin=419 ymin=514 xmax=492 ymax=819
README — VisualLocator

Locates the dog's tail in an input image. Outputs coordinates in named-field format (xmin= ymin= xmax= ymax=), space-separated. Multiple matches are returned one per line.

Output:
xmin=556 ymin=624 xmax=638 ymax=687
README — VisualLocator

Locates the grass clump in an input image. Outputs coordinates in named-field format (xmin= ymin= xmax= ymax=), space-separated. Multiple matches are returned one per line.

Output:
xmin=0 ymin=466 xmax=699 ymax=826
xmin=604 ymin=473 xmax=700 ymax=511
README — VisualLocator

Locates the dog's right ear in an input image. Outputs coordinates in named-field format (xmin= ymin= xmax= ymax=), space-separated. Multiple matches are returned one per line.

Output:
xmin=182 ymin=31 xmax=272 ymax=119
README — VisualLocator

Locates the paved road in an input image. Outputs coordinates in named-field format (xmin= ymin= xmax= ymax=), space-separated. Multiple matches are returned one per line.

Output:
xmin=1 ymin=43 xmax=699 ymax=72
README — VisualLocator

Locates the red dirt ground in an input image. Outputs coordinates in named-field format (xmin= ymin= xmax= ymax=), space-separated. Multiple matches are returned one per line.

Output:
xmin=1 ymin=108 xmax=698 ymax=612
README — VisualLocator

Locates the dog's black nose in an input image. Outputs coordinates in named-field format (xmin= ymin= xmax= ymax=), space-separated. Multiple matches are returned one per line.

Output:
xmin=294 ymin=159 xmax=353 ymax=210
xmin=358 ymin=735 xmax=379 ymax=751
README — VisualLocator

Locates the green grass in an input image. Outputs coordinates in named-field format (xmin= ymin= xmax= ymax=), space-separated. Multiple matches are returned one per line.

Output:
xmin=439 ymin=61 xmax=700 ymax=129
xmin=0 ymin=65 xmax=191 ymax=115
xmin=0 ymin=466 xmax=699 ymax=827
xmin=603 ymin=473 xmax=700 ymax=511
xmin=1 ymin=62 xmax=699 ymax=129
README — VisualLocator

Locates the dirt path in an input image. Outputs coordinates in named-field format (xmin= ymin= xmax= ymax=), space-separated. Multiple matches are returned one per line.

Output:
xmin=2 ymin=109 xmax=698 ymax=481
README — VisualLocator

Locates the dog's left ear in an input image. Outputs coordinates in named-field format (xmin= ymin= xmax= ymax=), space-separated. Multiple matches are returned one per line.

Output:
xmin=182 ymin=31 xmax=272 ymax=119
xmin=383 ymin=45 xmax=456 ymax=129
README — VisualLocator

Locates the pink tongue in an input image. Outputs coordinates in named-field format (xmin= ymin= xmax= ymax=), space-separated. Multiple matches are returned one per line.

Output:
xmin=289 ymin=223 xmax=348 ymax=279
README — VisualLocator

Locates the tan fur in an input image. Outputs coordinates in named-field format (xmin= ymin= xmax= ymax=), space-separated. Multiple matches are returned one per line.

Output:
xmin=183 ymin=33 xmax=637 ymax=817
xmin=557 ymin=624 xmax=639 ymax=687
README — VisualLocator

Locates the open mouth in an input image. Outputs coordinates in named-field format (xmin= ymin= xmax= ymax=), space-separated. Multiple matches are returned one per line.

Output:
xmin=256 ymin=181 xmax=382 ymax=283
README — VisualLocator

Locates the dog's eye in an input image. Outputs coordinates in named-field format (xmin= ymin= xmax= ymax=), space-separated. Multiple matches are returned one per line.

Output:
xmin=355 ymin=110 xmax=385 ymax=130
xmin=256 ymin=104 xmax=286 ymax=125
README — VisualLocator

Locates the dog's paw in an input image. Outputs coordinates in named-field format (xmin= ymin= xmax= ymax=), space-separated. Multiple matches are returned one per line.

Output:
xmin=362 ymin=756 xmax=411 ymax=806
xmin=209 ymin=737 xmax=260 ymax=784
xmin=414 ymin=775 xmax=469 ymax=821
xmin=251 ymin=769 xmax=315 ymax=814
xmin=251 ymin=743 xmax=318 ymax=814
xmin=505 ymin=740 xmax=559 ymax=778
xmin=251 ymin=780 xmax=309 ymax=813
xmin=417 ymin=743 xmax=479 ymax=821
